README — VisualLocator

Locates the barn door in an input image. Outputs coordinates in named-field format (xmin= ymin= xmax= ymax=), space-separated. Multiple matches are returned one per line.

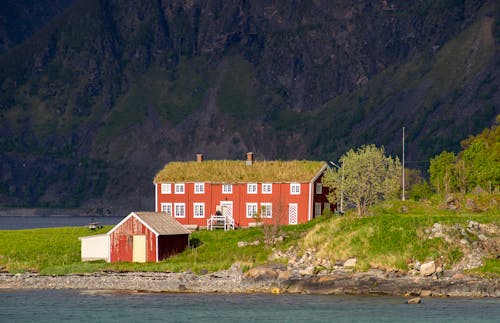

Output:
xmin=288 ymin=203 xmax=298 ymax=225
xmin=132 ymin=235 xmax=146 ymax=262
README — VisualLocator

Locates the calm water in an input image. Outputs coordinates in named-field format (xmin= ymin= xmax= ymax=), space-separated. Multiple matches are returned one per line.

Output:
xmin=0 ymin=216 xmax=124 ymax=230
xmin=1 ymin=290 xmax=499 ymax=322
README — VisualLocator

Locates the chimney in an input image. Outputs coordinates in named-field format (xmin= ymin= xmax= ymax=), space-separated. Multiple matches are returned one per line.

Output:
xmin=196 ymin=154 xmax=204 ymax=162
xmin=246 ymin=152 xmax=254 ymax=166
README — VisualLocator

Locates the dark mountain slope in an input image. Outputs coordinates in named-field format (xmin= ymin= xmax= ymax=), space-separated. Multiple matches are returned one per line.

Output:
xmin=0 ymin=0 xmax=498 ymax=213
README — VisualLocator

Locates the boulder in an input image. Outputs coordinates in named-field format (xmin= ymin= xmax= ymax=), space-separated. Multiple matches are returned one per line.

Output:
xmin=420 ymin=290 xmax=432 ymax=297
xmin=419 ymin=261 xmax=436 ymax=276
xmin=243 ymin=264 xmax=284 ymax=280
xmin=406 ymin=297 xmax=421 ymax=304
xmin=343 ymin=258 xmax=357 ymax=268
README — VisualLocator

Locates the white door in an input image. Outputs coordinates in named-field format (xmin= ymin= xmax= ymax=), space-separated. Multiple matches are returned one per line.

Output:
xmin=288 ymin=203 xmax=298 ymax=225
xmin=220 ymin=201 xmax=233 ymax=218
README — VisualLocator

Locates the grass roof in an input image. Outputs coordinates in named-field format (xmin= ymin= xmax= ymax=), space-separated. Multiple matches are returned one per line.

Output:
xmin=154 ymin=160 xmax=326 ymax=183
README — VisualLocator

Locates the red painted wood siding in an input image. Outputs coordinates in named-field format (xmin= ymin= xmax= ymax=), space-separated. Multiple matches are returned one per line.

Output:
xmin=109 ymin=216 xmax=157 ymax=262
xmin=155 ymin=177 xmax=334 ymax=227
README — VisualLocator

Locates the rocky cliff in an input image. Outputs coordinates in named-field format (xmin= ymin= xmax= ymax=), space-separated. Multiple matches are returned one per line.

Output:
xmin=0 ymin=0 xmax=499 ymax=212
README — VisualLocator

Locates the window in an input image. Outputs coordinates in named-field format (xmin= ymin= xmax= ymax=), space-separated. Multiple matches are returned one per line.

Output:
xmin=247 ymin=183 xmax=257 ymax=194
xmin=194 ymin=203 xmax=205 ymax=218
xmin=174 ymin=203 xmax=185 ymax=218
xmin=314 ymin=202 xmax=322 ymax=217
xmin=222 ymin=184 xmax=232 ymax=194
xmin=324 ymin=202 xmax=330 ymax=212
xmin=290 ymin=183 xmax=300 ymax=195
xmin=316 ymin=183 xmax=323 ymax=194
xmin=175 ymin=183 xmax=185 ymax=194
xmin=161 ymin=183 xmax=171 ymax=194
xmin=262 ymin=183 xmax=272 ymax=194
xmin=261 ymin=202 xmax=272 ymax=218
xmin=161 ymin=203 xmax=172 ymax=216
xmin=194 ymin=183 xmax=204 ymax=194
xmin=246 ymin=203 xmax=258 ymax=218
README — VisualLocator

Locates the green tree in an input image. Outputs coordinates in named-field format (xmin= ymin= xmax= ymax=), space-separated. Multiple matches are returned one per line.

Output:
xmin=459 ymin=116 xmax=500 ymax=191
xmin=323 ymin=144 xmax=402 ymax=216
xmin=429 ymin=151 xmax=457 ymax=195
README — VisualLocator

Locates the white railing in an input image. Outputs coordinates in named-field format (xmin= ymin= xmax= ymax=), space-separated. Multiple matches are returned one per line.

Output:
xmin=207 ymin=214 xmax=235 ymax=231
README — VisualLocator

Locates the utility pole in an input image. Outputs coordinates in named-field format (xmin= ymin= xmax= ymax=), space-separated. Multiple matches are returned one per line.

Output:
xmin=402 ymin=126 xmax=405 ymax=201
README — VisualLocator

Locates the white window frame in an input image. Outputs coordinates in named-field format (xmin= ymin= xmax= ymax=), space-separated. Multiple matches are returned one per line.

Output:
xmin=194 ymin=182 xmax=205 ymax=194
xmin=247 ymin=183 xmax=257 ymax=194
xmin=316 ymin=183 xmax=323 ymax=194
xmin=222 ymin=184 xmax=232 ymax=194
xmin=290 ymin=183 xmax=301 ymax=195
xmin=161 ymin=203 xmax=172 ymax=216
xmin=161 ymin=183 xmax=171 ymax=194
xmin=261 ymin=202 xmax=272 ymax=218
xmin=262 ymin=183 xmax=272 ymax=194
xmin=314 ymin=202 xmax=322 ymax=217
xmin=193 ymin=203 xmax=205 ymax=218
xmin=174 ymin=183 xmax=185 ymax=194
xmin=174 ymin=203 xmax=185 ymax=218
xmin=246 ymin=203 xmax=258 ymax=218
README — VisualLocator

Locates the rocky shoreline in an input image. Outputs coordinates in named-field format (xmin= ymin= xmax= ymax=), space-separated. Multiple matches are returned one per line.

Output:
xmin=1 ymin=265 xmax=498 ymax=297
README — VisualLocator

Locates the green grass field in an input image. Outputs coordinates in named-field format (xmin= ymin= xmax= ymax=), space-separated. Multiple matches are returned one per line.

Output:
xmin=0 ymin=199 xmax=498 ymax=276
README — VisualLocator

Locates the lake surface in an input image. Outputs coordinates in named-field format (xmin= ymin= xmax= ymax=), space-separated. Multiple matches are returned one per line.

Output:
xmin=1 ymin=290 xmax=499 ymax=322
xmin=0 ymin=215 xmax=124 ymax=230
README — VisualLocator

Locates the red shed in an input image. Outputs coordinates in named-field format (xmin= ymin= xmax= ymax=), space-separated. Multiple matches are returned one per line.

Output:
xmin=108 ymin=211 xmax=190 ymax=263
xmin=153 ymin=153 xmax=334 ymax=228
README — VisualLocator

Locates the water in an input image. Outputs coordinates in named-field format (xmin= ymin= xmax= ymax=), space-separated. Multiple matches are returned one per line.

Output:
xmin=1 ymin=290 xmax=499 ymax=322
xmin=0 ymin=216 xmax=124 ymax=230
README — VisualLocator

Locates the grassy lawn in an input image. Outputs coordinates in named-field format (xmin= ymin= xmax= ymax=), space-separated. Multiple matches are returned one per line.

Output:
xmin=0 ymin=200 xmax=498 ymax=275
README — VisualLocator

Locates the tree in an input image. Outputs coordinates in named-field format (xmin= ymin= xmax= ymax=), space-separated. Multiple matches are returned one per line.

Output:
xmin=322 ymin=144 xmax=402 ymax=216
xmin=429 ymin=151 xmax=457 ymax=195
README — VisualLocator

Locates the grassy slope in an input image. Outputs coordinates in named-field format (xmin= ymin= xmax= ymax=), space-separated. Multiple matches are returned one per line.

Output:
xmin=0 ymin=200 xmax=498 ymax=275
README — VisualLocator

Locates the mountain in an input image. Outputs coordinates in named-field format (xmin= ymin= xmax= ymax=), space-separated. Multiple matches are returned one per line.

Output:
xmin=0 ymin=0 xmax=499 ymax=214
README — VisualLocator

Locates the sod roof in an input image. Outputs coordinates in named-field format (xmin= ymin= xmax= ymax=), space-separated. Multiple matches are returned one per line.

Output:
xmin=154 ymin=160 xmax=327 ymax=183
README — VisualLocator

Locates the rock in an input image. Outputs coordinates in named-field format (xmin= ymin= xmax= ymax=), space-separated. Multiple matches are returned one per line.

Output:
xmin=243 ymin=264 xmax=284 ymax=280
xmin=420 ymin=290 xmax=432 ymax=297
xmin=452 ymin=273 xmax=466 ymax=280
xmin=299 ymin=266 xmax=315 ymax=276
xmin=465 ymin=199 xmax=478 ymax=211
xmin=445 ymin=195 xmax=459 ymax=210
xmin=237 ymin=240 xmax=260 ymax=247
xmin=420 ymin=261 xmax=436 ymax=277
xmin=343 ymin=258 xmax=357 ymax=268
xmin=406 ymin=297 xmax=421 ymax=304
xmin=277 ymin=270 xmax=293 ymax=280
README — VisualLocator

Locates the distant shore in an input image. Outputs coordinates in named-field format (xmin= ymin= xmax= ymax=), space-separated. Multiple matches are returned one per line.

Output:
xmin=0 ymin=207 xmax=132 ymax=217
xmin=1 ymin=265 xmax=499 ymax=298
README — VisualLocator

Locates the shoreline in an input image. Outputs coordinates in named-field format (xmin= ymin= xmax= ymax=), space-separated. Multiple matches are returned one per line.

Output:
xmin=1 ymin=266 xmax=499 ymax=298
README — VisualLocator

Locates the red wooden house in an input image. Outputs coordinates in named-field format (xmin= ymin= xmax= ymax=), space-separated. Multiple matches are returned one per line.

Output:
xmin=153 ymin=153 xmax=333 ymax=228
xmin=108 ymin=211 xmax=190 ymax=263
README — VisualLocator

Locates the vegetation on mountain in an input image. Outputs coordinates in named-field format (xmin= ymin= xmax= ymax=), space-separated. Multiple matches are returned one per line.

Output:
xmin=0 ymin=0 xmax=498 ymax=210
xmin=429 ymin=116 xmax=500 ymax=195
xmin=322 ymin=145 xmax=402 ymax=216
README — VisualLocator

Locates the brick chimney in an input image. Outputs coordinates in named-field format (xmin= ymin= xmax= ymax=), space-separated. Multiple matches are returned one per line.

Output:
xmin=196 ymin=154 xmax=204 ymax=162
xmin=246 ymin=152 xmax=254 ymax=166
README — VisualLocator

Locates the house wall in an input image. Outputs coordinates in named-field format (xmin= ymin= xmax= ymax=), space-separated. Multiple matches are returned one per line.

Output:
xmin=312 ymin=173 xmax=335 ymax=217
xmin=157 ymin=234 xmax=189 ymax=261
xmin=109 ymin=216 xmax=157 ymax=262
xmin=79 ymin=234 xmax=109 ymax=262
xmin=155 ymin=179 xmax=333 ymax=227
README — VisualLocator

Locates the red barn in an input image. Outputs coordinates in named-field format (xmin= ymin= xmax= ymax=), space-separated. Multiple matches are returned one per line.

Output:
xmin=153 ymin=153 xmax=333 ymax=228
xmin=108 ymin=212 xmax=190 ymax=263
